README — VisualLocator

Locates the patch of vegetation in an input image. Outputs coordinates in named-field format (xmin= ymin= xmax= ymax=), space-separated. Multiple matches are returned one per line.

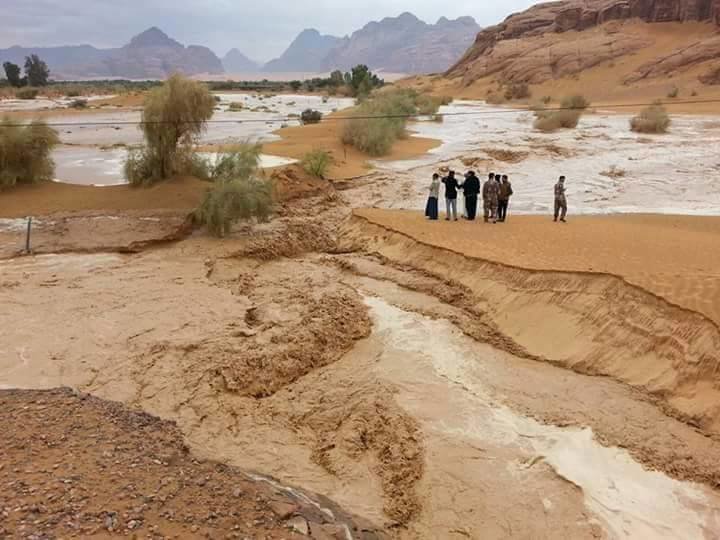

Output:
xmin=195 ymin=145 xmax=273 ymax=237
xmin=504 ymin=82 xmax=531 ymax=100
xmin=69 ymin=99 xmax=88 ymax=109
xmin=124 ymin=74 xmax=216 ymax=186
xmin=541 ymin=95 xmax=553 ymax=104
xmin=301 ymin=149 xmax=333 ymax=178
xmin=25 ymin=55 xmax=50 ymax=87
xmin=533 ymin=95 xmax=590 ymax=132
xmin=630 ymin=102 xmax=671 ymax=134
xmin=15 ymin=87 xmax=39 ymax=100
xmin=0 ymin=117 xmax=60 ymax=189
xmin=600 ymin=165 xmax=627 ymax=178
xmin=485 ymin=91 xmax=505 ymax=105
xmin=341 ymin=88 xmax=429 ymax=156
xmin=301 ymin=109 xmax=323 ymax=124
xmin=667 ymin=86 xmax=679 ymax=99
xmin=228 ymin=101 xmax=244 ymax=111
xmin=65 ymin=89 xmax=81 ymax=97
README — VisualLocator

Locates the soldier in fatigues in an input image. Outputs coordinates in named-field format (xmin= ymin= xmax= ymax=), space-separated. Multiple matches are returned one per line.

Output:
xmin=554 ymin=175 xmax=568 ymax=222
xmin=483 ymin=172 xmax=499 ymax=223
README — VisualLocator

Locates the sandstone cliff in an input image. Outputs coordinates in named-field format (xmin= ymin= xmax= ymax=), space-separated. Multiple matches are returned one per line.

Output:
xmin=447 ymin=0 xmax=720 ymax=86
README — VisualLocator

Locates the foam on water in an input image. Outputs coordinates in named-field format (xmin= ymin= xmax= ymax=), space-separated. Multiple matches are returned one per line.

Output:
xmin=379 ymin=101 xmax=720 ymax=215
xmin=364 ymin=295 xmax=720 ymax=539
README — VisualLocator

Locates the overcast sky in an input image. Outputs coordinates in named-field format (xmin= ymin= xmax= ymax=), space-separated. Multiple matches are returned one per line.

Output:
xmin=2 ymin=1 xmax=539 ymax=62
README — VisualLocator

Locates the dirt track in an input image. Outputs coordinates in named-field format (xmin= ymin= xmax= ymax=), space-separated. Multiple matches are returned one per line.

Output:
xmin=2 ymin=186 xmax=720 ymax=537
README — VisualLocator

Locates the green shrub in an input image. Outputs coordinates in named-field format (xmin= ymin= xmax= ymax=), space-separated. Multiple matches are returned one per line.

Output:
xmin=0 ymin=117 xmax=60 ymax=189
xmin=16 ymin=87 xmax=39 ymax=100
xmin=228 ymin=101 xmax=244 ymax=111
xmin=195 ymin=146 xmax=273 ymax=237
xmin=667 ymin=86 xmax=679 ymax=99
xmin=209 ymin=143 xmax=262 ymax=181
xmin=69 ymin=99 xmax=88 ymax=109
xmin=533 ymin=108 xmax=582 ymax=132
xmin=504 ymin=82 xmax=531 ymax=100
xmin=301 ymin=149 xmax=333 ymax=178
xmin=301 ymin=109 xmax=323 ymax=124
xmin=561 ymin=95 xmax=590 ymax=110
xmin=65 ymin=89 xmax=81 ymax=98
xmin=340 ymin=88 xmax=428 ymax=156
xmin=630 ymin=103 xmax=671 ymax=133
xmin=541 ymin=95 xmax=552 ymax=104
xmin=124 ymin=74 xmax=215 ymax=185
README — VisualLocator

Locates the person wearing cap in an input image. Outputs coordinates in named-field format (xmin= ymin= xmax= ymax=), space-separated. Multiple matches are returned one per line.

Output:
xmin=442 ymin=170 xmax=460 ymax=221
xmin=554 ymin=175 xmax=568 ymax=222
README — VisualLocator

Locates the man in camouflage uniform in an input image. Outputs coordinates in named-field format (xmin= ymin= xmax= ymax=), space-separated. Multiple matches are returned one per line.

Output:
xmin=554 ymin=175 xmax=567 ymax=222
xmin=482 ymin=172 xmax=499 ymax=223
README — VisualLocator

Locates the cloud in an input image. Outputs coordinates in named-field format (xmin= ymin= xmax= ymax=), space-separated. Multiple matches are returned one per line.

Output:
xmin=1 ymin=0 xmax=538 ymax=61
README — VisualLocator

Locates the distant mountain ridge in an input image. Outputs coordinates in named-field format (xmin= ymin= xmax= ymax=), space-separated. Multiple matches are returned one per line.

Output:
xmin=265 ymin=13 xmax=480 ymax=74
xmin=0 ymin=27 xmax=224 ymax=79
xmin=222 ymin=49 xmax=259 ymax=72
xmin=263 ymin=29 xmax=346 ymax=72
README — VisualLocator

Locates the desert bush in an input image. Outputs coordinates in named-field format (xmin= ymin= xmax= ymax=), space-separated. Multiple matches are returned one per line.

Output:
xmin=341 ymin=88 xmax=420 ymax=156
xmin=301 ymin=149 xmax=333 ymax=178
xmin=209 ymin=143 xmax=262 ymax=181
xmin=69 ymin=99 xmax=88 ymax=109
xmin=541 ymin=95 xmax=553 ymax=104
xmin=301 ymin=109 xmax=323 ymax=124
xmin=561 ymin=95 xmax=590 ymax=110
xmin=124 ymin=74 xmax=215 ymax=185
xmin=485 ymin=92 xmax=505 ymax=105
xmin=504 ymin=82 xmax=531 ymax=100
xmin=65 ymin=89 xmax=81 ymax=98
xmin=667 ymin=86 xmax=679 ymax=98
xmin=16 ymin=87 xmax=39 ymax=100
xmin=630 ymin=102 xmax=671 ymax=134
xmin=534 ymin=108 xmax=582 ymax=131
xmin=600 ymin=165 xmax=626 ymax=178
xmin=228 ymin=101 xmax=244 ymax=111
xmin=195 ymin=146 xmax=273 ymax=237
xmin=0 ymin=117 xmax=60 ymax=189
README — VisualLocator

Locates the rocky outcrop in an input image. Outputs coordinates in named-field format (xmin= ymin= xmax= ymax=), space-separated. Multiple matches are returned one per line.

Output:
xmin=625 ymin=34 xmax=720 ymax=82
xmin=222 ymin=48 xmax=259 ymax=73
xmin=263 ymin=29 xmax=346 ymax=73
xmin=448 ymin=0 xmax=720 ymax=85
xmin=322 ymin=13 xmax=480 ymax=74
xmin=0 ymin=27 xmax=224 ymax=80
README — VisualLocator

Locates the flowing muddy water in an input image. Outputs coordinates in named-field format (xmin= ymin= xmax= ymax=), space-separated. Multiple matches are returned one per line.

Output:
xmin=371 ymin=101 xmax=720 ymax=215
xmin=2 ymin=247 xmax=720 ymax=538
xmin=19 ymin=93 xmax=353 ymax=185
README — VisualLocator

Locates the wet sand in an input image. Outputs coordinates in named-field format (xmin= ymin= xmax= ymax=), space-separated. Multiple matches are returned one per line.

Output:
xmin=354 ymin=209 xmax=720 ymax=325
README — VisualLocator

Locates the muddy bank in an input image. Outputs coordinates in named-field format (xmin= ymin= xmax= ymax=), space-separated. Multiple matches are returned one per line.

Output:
xmin=0 ymin=387 xmax=382 ymax=539
xmin=339 ymin=214 xmax=720 ymax=436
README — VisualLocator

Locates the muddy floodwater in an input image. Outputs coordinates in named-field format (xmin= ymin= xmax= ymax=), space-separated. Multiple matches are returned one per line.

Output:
xmin=373 ymin=101 xmax=720 ymax=215
xmin=43 ymin=93 xmax=353 ymax=185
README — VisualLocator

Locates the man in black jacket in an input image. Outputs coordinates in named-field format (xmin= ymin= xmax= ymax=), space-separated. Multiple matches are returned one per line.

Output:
xmin=442 ymin=171 xmax=460 ymax=221
xmin=461 ymin=171 xmax=481 ymax=220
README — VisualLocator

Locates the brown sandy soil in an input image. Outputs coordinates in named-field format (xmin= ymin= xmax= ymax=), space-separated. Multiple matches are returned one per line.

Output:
xmin=341 ymin=212 xmax=720 ymax=435
xmin=0 ymin=387 xmax=381 ymax=539
xmin=265 ymin=114 xmax=440 ymax=179
xmin=0 ymin=165 xmax=327 ymax=219
xmin=403 ymin=22 xmax=720 ymax=114
xmin=353 ymin=209 xmax=720 ymax=326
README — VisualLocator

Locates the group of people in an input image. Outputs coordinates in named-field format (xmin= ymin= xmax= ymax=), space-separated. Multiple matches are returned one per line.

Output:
xmin=425 ymin=172 xmax=568 ymax=223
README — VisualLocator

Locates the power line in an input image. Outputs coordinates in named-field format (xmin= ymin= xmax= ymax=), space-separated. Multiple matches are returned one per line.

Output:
xmin=1 ymin=98 xmax=718 ymax=128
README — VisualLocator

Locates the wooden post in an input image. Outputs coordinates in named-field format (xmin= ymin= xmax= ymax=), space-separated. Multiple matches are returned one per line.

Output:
xmin=25 ymin=216 xmax=32 ymax=253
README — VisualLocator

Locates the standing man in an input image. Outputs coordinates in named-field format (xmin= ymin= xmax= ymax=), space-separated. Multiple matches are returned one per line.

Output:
xmin=554 ymin=175 xmax=568 ymax=222
xmin=461 ymin=170 xmax=480 ymax=220
xmin=482 ymin=172 xmax=499 ymax=223
xmin=442 ymin=170 xmax=460 ymax=221
xmin=498 ymin=174 xmax=513 ymax=222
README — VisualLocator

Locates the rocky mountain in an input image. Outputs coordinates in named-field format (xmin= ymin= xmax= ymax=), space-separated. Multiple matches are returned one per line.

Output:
xmin=446 ymin=0 xmax=720 ymax=86
xmin=222 ymin=49 xmax=259 ymax=72
xmin=0 ymin=27 xmax=224 ymax=80
xmin=322 ymin=13 xmax=480 ymax=74
xmin=263 ymin=29 xmax=346 ymax=72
